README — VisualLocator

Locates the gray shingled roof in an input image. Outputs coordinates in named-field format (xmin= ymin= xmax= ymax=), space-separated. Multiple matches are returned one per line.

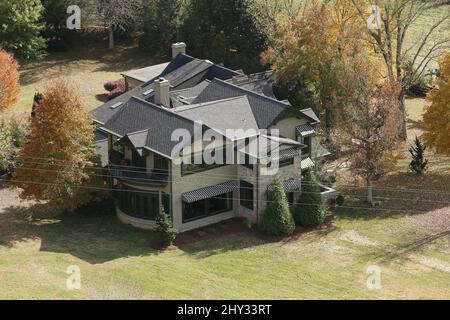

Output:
xmin=92 ymin=54 xmax=239 ymax=125
xmin=101 ymin=97 xmax=195 ymax=158
xmin=121 ymin=62 xmax=170 ymax=82
xmin=174 ymin=96 xmax=259 ymax=139
xmin=192 ymin=78 xmax=289 ymax=129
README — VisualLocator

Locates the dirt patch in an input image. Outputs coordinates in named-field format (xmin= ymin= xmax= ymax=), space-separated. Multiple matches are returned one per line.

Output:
xmin=174 ymin=218 xmax=250 ymax=247
xmin=251 ymin=215 xmax=335 ymax=244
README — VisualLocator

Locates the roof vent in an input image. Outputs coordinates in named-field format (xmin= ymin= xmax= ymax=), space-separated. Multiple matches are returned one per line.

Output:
xmin=110 ymin=102 xmax=123 ymax=109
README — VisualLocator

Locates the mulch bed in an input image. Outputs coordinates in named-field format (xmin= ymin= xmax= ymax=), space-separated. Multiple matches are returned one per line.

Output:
xmin=150 ymin=216 xmax=336 ymax=251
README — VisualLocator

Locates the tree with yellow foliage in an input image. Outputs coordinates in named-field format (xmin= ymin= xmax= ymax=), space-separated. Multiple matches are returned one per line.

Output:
xmin=0 ymin=48 xmax=20 ymax=111
xmin=261 ymin=1 xmax=372 ymax=141
xmin=12 ymin=81 xmax=105 ymax=210
xmin=423 ymin=52 xmax=450 ymax=156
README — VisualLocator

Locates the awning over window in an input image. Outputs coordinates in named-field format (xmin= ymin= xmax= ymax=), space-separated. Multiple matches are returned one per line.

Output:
xmin=182 ymin=181 xmax=238 ymax=203
xmin=301 ymin=157 xmax=315 ymax=170
xmin=278 ymin=147 xmax=300 ymax=161
xmin=267 ymin=179 xmax=301 ymax=192
xmin=296 ymin=124 xmax=315 ymax=137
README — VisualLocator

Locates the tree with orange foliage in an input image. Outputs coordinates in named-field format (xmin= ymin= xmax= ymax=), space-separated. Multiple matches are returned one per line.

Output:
xmin=12 ymin=81 xmax=105 ymax=210
xmin=423 ymin=52 xmax=450 ymax=156
xmin=0 ymin=48 xmax=20 ymax=111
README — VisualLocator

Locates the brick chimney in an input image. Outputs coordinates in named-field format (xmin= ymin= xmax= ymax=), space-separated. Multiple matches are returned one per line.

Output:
xmin=154 ymin=77 xmax=171 ymax=108
xmin=171 ymin=42 xmax=187 ymax=59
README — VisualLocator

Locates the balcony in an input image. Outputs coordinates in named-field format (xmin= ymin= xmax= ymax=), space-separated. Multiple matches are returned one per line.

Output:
xmin=108 ymin=151 xmax=168 ymax=186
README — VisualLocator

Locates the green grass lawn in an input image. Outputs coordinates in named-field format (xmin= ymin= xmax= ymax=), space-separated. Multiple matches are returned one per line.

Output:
xmin=0 ymin=178 xmax=449 ymax=299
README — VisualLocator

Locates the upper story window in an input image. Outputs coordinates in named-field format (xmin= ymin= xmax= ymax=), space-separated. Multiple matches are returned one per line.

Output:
xmin=303 ymin=136 xmax=311 ymax=156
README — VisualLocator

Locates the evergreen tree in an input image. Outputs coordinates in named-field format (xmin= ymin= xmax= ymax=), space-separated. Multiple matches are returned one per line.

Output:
xmin=41 ymin=0 xmax=77 ymax=51
xmin=181 ymin=0 xmax=268 ymax=73
xmin=139 ymin=0 xmax=182 ymax=55
xmin=259 ymin=175 xmax=295 ymax=236
xmin=294 ymin=171 xmax=326 ymax=227
xmin=155 ymin=205 xmax=177 ymax=247
xmin=0 ymin=0 xmax=46 ymax=61
xmin=409 ymin=136 xmax=428 ymax=175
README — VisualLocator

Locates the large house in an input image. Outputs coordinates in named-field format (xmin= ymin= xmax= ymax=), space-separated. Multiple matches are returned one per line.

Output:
xmin=92 ymin=43 xmax=331 ymax=233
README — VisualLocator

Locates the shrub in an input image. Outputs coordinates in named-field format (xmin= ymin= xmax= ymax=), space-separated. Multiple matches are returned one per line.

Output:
xmin=0 ymin=118 xmax=26 ymax=175
xmin=104 ymin=80 xmax=120 ymax=92
xmin=105 ymin=79 xmax=126 ymax=100
xmin=336 ymin=194 xmax=345 ymax=206
xmin=409 ymin=136 xmax=428 ymax=175
xmin=294 ymin=171 xmax=326 ymax=227
xmin=407 ymin=74 xmax=432 ymax=97
xmin=155 ymin=206 xmax=177 ymax=247
xmin=76 ymin=196 xmax=116 ymax=216
xmin=259 ymin=175 xmax=295 ymax=236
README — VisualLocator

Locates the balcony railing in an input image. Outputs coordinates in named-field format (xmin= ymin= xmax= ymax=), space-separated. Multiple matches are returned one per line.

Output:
xmin=109 ymin=165 xmax=168 ymax=186
xmin=108 ymin=151 xmax=168 ymax=186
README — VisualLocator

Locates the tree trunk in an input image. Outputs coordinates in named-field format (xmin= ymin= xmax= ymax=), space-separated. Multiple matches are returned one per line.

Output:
xmin=108 ymin=27 xmax=114 ymax=50
xmin=398 ymin=92 xmax=407 ymax=141
xmin=367 ymin=179 xmax=373 ymax=206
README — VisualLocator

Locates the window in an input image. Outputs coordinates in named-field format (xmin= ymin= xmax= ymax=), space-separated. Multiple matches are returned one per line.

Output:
xmin=240 ymin=180 xmax=254 ymax=210
xmin=117 ymin=185 xmax=170 ymax=220
xmin=286 ymin=192 xmax=294 ymax=206
xmin=182 ymin=192 xmax=233 ymax=223
xmin=111 ymin=136 xmax=124 ymax=155
xmin=279 ymin=157 xmax=294 ymax=167
xmin=181 ymin=157 xmax=226 ymax=175
xmin=303 ymin=136 xmax=311 ymax=155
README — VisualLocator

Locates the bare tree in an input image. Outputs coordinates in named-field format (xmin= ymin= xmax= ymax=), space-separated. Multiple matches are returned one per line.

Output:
xmin=350 ymin=0 xmax=450 ymax=140
xmin=95 ymin=0 xmax=143 ymax=50
xmin=249 ymin=0 xmax=306 ymax=40
xmin=338 ymin=57 xmax=400 ymax=205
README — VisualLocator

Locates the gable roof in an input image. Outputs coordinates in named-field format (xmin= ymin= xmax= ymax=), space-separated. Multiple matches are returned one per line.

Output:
xmin=192 ymin=78 xmax=290 ymax=129
xmin=101 ymin=97 xmax=195 ymax=158
xmin=174 ymin=96 xmax=259 ymax=139
xmin=92 ymin=54 xmax=239 ymax=125
xmin=121 ymin=62 xmax=170 ymax=83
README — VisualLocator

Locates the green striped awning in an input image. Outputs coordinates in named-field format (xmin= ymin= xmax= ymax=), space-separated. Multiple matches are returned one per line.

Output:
xmin=301 ymin=157 xmax=315 ymax=170
xmin=296 ymin=124 xmax=315 ymax=137
xmin=182 ymin=181 xmax=238 ymax=203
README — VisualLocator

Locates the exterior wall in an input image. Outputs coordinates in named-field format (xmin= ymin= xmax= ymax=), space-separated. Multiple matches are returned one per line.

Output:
xmin=237 ymin=165 xmax=258 ymax=223
xmin=94 ymin=139 xmax=108 ymax=167
xmin=171 ymin=162 xmax=239 ymax=233
xmin=124 ymin=76 xmax=143 ymax=91
xmin=270 ymin=117 xmax=308 ymax=140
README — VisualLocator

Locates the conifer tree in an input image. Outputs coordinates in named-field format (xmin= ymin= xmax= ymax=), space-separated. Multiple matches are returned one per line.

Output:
xmin=409 ymin=136 xmax=428 ymax=175
xmin=260 ymin=175 xmax=295 ymax=236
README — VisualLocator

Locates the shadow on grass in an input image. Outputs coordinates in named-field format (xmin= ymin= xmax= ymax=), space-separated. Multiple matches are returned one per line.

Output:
xmin=337 ymin=172 xmax=450 ymax=221
xmin=0 ymin=203 xmax=159 ymax=264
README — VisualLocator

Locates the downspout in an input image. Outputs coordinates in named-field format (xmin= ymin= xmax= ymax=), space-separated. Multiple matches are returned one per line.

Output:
xmin=256 ymin=159 xmax=259 ymax=225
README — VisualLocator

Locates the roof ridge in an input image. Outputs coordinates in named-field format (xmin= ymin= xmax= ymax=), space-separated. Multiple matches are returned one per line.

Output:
xmin=130 ymin=96 xmax=196 ymax=125
xmin=176 ymin=95 xmax=249 ymax=111
xmin=212 ymin=78 xmax=288 ymax=107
